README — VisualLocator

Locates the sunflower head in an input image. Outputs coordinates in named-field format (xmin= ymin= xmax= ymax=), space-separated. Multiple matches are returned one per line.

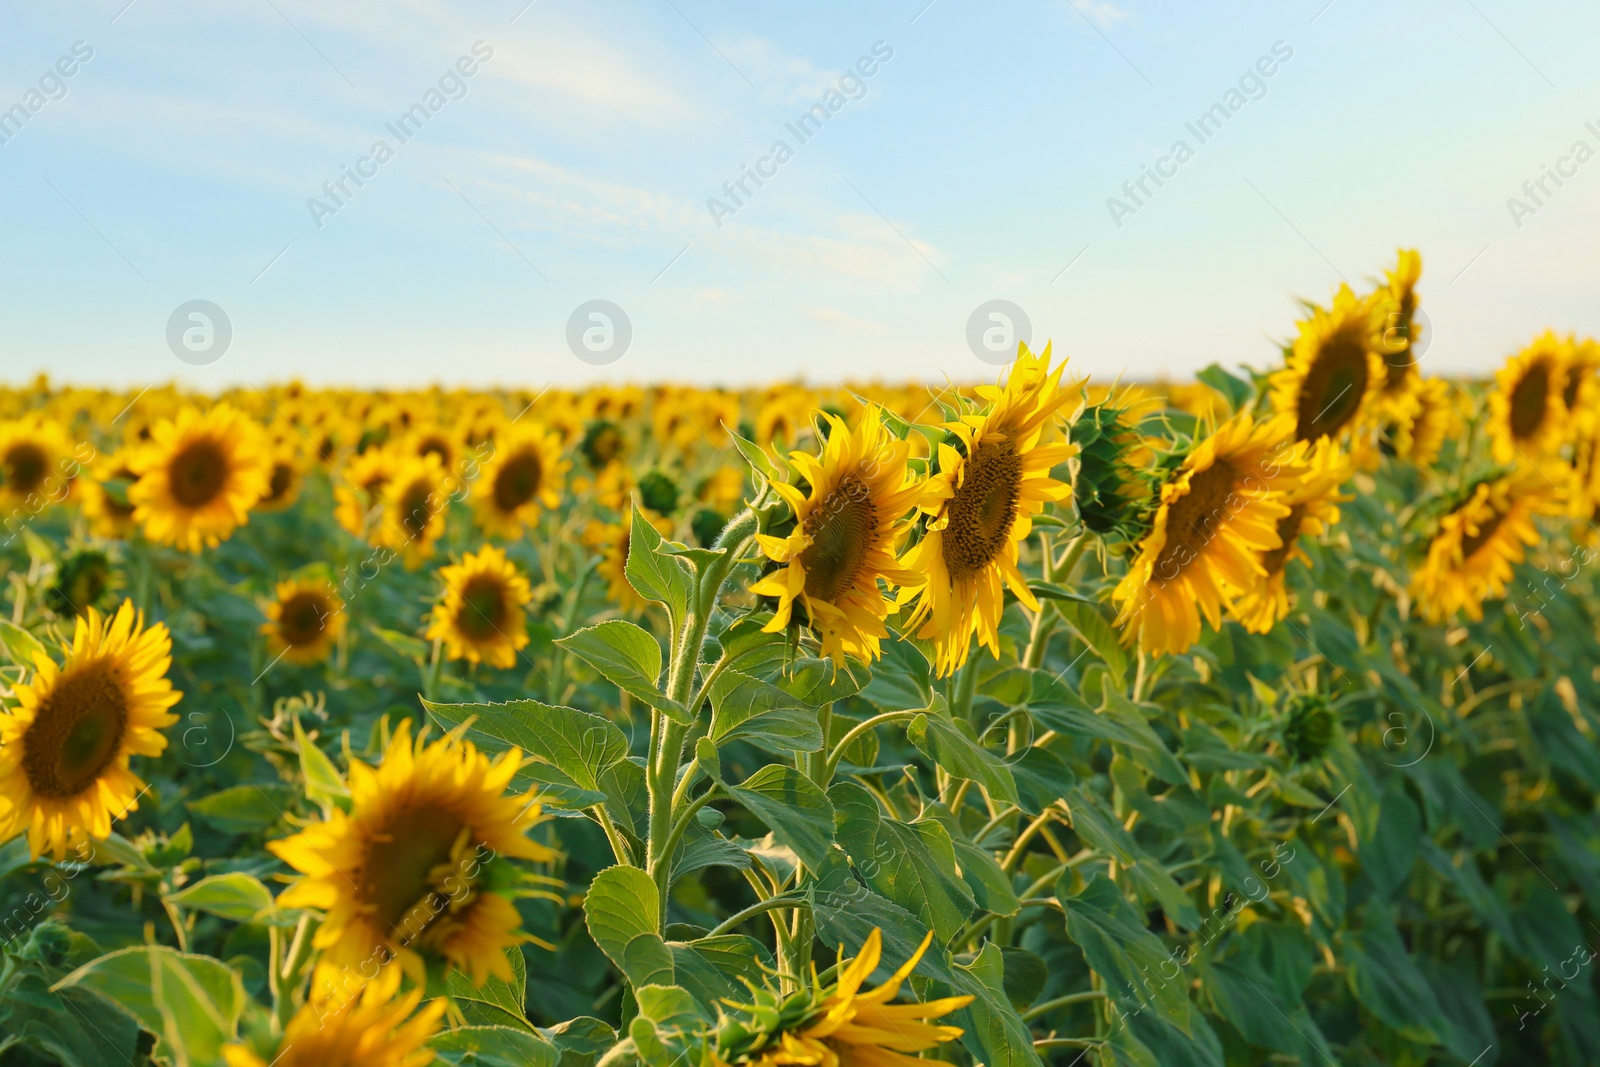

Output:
xmin=425 ymin=545 xmax=533 ymax=668
xmin=1281 ymin=693 xmax=1339 ymax=765
xmin=1370 ymin=248 xmax=1424 ymax=400
xmin=580 ymin=419 xmax=627 ymax=469
xmin=0 ymin=600 xmax=182 ymax=860
xmin=128 ymin=403 xmax=272 ymax=551
xmin=897 ymin=342 xmax=1081 ymax=675
xmin=375 ymin=453 xmax=451 ymax=568
xmin=637 ymin=469 xmax=680 ymax=515
xmin=1489 ymin=332 xmax=1570 ymax=466
xmin=271 ymin=720 xmax=556 ymax=991
xmin=1270 ymin=285 xmax=1385 ymax=449
xmin=1409 ymin=470 xmax=1562 ymax=623
xmin=471 ymin=424 xmax=567 ymax=539
xmin=750 ymin=405 xmax=935 ymax=667
xmin=714 ymin=930 xmax=970 ymax=1067
xmin=262 ymin=578 xmax=346 ymax=666
xmin=47 ymin=548 xmax=119 ymax=618
xmin=0 ymin=416 xmax=76 ymax=508
xmin=222 ymin=965 xmax=443 ymax=1067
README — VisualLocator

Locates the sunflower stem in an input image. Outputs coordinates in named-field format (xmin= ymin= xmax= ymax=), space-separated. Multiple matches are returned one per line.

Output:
xmin=823 ymin=709 xmax=922 ymax=781
xmin=706 ymin=893 xmax=806 ymax=938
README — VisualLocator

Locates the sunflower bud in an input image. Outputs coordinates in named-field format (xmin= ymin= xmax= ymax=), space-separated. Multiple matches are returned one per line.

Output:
xmin=1070 ymin=403 xmax=1155 ymax=545
xmin=580 ymin=419 xmax=625 ymax=469
xmin=638 ymin=470 xmax=680 ymax=515
xmin=48 ymin=548 xmax=115 ymax=617
xmin=1281 ymin=693 xmax=1339 ymax=764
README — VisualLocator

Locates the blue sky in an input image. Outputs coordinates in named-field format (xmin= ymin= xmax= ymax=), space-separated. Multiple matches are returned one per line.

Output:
xmin=3 ymin=0 xmax=1597 ymax=388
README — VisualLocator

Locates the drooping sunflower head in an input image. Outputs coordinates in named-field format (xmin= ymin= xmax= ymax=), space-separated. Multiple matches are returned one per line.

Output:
xmin=1112 ymin=413 xmax=1309 ymax=656
xmin=897 ymin=342 xmax=1081 ymax=676
xmin=222 ymin=965 xmax=443 ymax=1067
xmin=0 ymin=415 xmax=76 ymax=509
xmin=750 ymin=405 xmax=936 ymax=667
xmin=374 ymin=453 xmax=451 ymax=568
xmin=47 ymin=548 xmax=120 ymax=618
xmin=1370 ymin=248 xmax=1424 ymax=402
xmin=425 ymin=545 xmax=532 ymax=669
xmin=1270 ymin=285 xmax=1385 ymax=449
xmin=262 ymin=578 xmax=346 ymax=666
xmin=1488 ymin=331 xmax=1570 ymax=466
xmin=1409 ymin=470 xmax=1562 ymax=623
xmin=128 ymin=403 xmax=272 ymax=552
xmin=1229 ymin=439 xmax=1352 ymax=635
xmin=714 ymin=929 xmax=971 ymax=1067
xmin=0 ymin=600 xmax=181 ymax=860
xmin=271 ymin=720 xmax=555 ymax=990
xmin=471 ymin=424 xmax=567 ymax=539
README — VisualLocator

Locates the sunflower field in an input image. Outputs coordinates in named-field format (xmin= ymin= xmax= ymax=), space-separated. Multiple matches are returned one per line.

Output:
xmin=3 ymin=250 xmax=1600 ymax=1066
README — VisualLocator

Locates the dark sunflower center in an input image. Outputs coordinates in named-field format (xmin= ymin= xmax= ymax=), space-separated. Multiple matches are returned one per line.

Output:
xmin=1152 ymin=460 xmax=1239 ymax=581
xmin=1259 ymin=504 xmax=1308 ymax=577
xmin=400 ymin=481 xmax=433 ymax=541
xmin=456 ymin=575 xmax=509 ymax=641
xmin=493 ymin=451 xmax=543 ymax=512
xmin=799 ymin=474 xmax=878 ymax=602
xmin=1459 ymin=508 xmax=1508 ymax=561
xmin=3 ymin=443 xmax=49 ymax=496
xmin=1296 ymin=330 xmax=1370 ymax=441
xmin=1509 ymin=361 xmax=1551 ymax=441
xmin=22 ymin=659 xmax=129 ymax=799
xmin=1564 ymin=368 xmax=1586 ymax=410
xmin=264 ymin=462 xmax=295 ymax=503
xmin=418 ymin=437 xmax=451 ymax=464
xmin=169 ymin=438 xmax=230 ymax=508
xmin=943 ymin=440 xmax=1023 ymax=582
xmin=364 ymin=805 xmax=468 ymax=936
xmin=589 ymin=427 xmax=622 ymax=467
xmin=278 ymin=592 xmax=331 ymax=647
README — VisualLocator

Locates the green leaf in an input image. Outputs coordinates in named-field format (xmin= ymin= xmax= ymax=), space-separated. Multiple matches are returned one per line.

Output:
xmin=952 ymin=836 xmax=1020 ymax=917
xmin=423 ymin=698 xmax=632 ymax=824
xmin=1361 ymin=776 xmax=1420 ymax=899
xmin=727 ymin=424 xmax=787 ymax=486
xmin=807 ymin=853 xmax=954 ymax=983
xmin=53 ymin=946 xmax=245 ymax=1067
xmin=907 ymin=711 xmax=1019 ymax=807
xmin=583 ymin=866 xmax=673 ymax=989
xmin=1341 ymin=904 xmax=1450 ymax=1044
xmin=1204 ymin=956 xmax=1334 ymax=1064
xmin=708 ymin=670 xmax=823 ymax=753
xmin=165 ymin=873 xmax=282 ymax=926
xmin=722 ymin=765 xmax=835 ymax=869
xmin=860 ymin=639 xmax=931 ymax=710
xmin=999 ymin=946 xmax=1048 ymax=1010
xmin=540 ymin=1018 xmax=616 ymax=1067
xmin=1051 ymin=596 xmax=1128 ymax=687
xmin=1100 ymin=689 xmax=1187 ymax=786
xmin=187 ymin=784 xmax=293 ymax=835
xmin=0 ymin=619 xmax=46 ymax=666
xmin=432 ymin=1026 xmax=560 ymax=1067
xmin=0 ymin=968 xmax=141 ymax=1067
xmin=624 ymin=504 xmax=695 ymax=630
xmin=1194 ymin=363 xmax=1253 ymax=410
xmin=293 ymin=714 xmax=348 ymax=811
xmin=775 ymin=656 xmax=867 ymax=706
xmin=1066 ymin=787 xmax=1199 ymax=929
xmin=557 ymin=621 xmax=686 ymax=723
xmin=1058 ymin=874 xmax=1191 ymax=1034
xmin=445 ymin=947 xmax=527 ymax=1021
xmin=830 ymin=782 xmax=975 ymax=940
xmin=668 ymin=935 xmax=772 ymax=1010
xmin=946 ymin=941 xmax=1044 ymax=1067
xmin=368 ymin=623 xmax=430 ymax=665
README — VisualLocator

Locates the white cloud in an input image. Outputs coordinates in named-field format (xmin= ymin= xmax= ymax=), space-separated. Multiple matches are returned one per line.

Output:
xmin=801 ymin=306 xmax=888 ymax=333
xmin=1066 ymin=0 xmax=1136 ymax=31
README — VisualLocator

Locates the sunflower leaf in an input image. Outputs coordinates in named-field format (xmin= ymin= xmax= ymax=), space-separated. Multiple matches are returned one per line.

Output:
xmin=624 ymin=505 xmax=695 ymax=632
xmin=906 ymin=711 xmax=1019 ymax=808
xmin=829 ymin=781 xmax=975 ymax=940
xmin=164 ymin=873 xmax=283 ymax=926
xmin=708 ymin=670 xmax=823 ymax=753
xmin=556 ymin=621 xmax=688 ymax=723
xmin=51 ymin=946 xmax=245 ymax=1067
xmin=292 ymin=714 xmax=348 ymax=813
xmin=719 ymin=765 xmax=835 ymax=869
xmin=432 ymin=1025 xmax=560 ymax=1067
xmin=584 ymin=866 xmax=674 ymax=989
xmin=0 ymin=619 xmax=45 ymax=667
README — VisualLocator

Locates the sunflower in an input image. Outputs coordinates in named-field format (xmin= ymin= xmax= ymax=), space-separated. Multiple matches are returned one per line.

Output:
xmin=715 ymin=929 xmax=971 ymax=1067
xmin=79 ymin=452 xmax=141 ymax=540
xmin=470 ymin=424 xmax=567 ymax=539
xmin=751 ymin=405 xmax=934 ymax=667
xmin=1112 ymin=414 xmax=1309 ymax=656
xmin=222 ymin=966 xmax=442 ymax=1067
xmin=1410 ymin=471 xmax=1562 ymax=623
xmin=0 ymin=600 xmax=181 ymax=860
xmin=1371 ymin=249 xmax=1424 ymax=411
xmin=1488 ymin=332 xmax=1569 ymax=466
xmin=262 ymin=578 xmax=346 ymax=666
xmin=426 ymin=546 xmax=532 ymax=668
xmin=1385 ymin=376 xmax=1458 ymax=467
xmin=373 ymin=453 xmax=451 ymax=568
xmin=1230 ymin=440 xmax=1351 ymax=634
xmin=128 ymin=403 xmax=271 ymax=551
xmin=47 ymin=547 xmax=121 ymax=618
xmin=270 ymin=721 xmax=554 ymax=989
xmin=1562 ymin=335 xmax=1600 ymax=438
xmin=1270 ymin=285 xmax=1385 ymax=450
xmin=335 ymin=446 xmax=400 ymax=538
xmin=258 ymin=431 xmax=308 ymax=513
xmin=896 ymin=343 xmax=1079 ymax=676
xmin=0 ymin=415 xmax=76 ymax=510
